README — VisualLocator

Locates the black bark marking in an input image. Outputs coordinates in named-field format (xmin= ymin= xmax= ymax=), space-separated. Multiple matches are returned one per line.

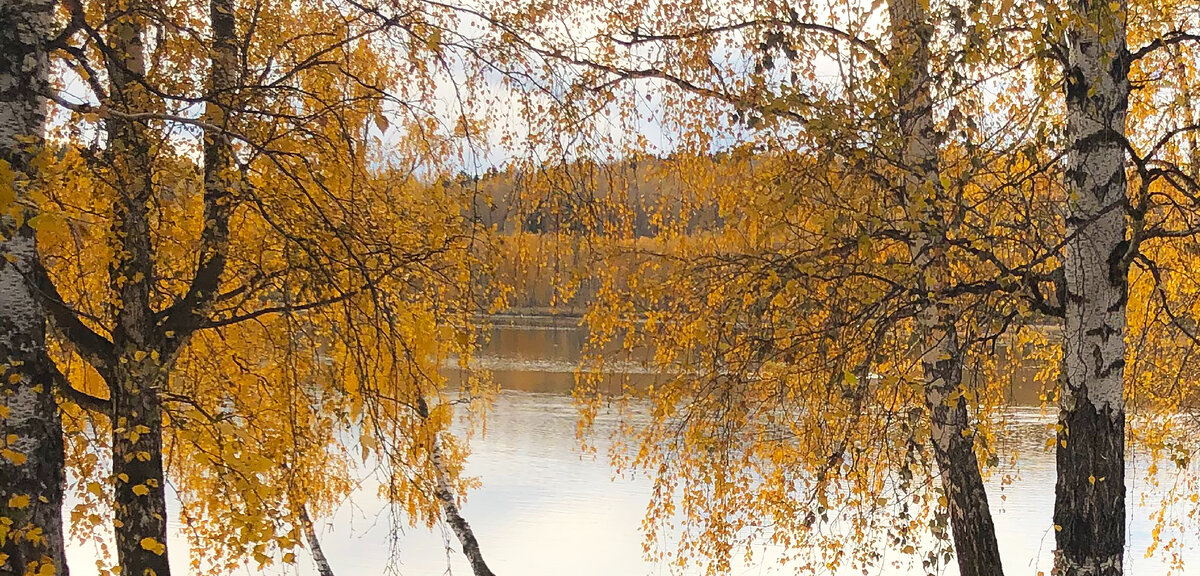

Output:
xmin=1054 ymin=392 xmax=1125 ymax=576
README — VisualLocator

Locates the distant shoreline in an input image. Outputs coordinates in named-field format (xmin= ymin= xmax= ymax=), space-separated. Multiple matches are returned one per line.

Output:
xmin=478 ymin=309 xmax=586 ymax=328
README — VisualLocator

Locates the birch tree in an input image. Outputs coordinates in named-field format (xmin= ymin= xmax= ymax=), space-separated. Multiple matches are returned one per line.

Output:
xmin=1053 ymin=0 xmax=1131 ymax=573
xmin=34 ymin=0 xmax=499 ymax=573
xmin=1049 ymin=0 xmax=1200 ymax=571
xmin=0 ymin=1 xmax=68 ymax=574
xmin=887 ymin=0 xmax=1003 ymax=572
xmin=470 ymin=0 xmax=1055 ymax=571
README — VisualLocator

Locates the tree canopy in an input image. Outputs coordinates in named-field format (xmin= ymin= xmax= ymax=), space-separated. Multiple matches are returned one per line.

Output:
xmin=2 ymin=0 xmax=1200 ymax=575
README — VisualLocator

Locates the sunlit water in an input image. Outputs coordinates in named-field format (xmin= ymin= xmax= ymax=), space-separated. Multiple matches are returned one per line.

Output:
xmin=66 ymin=321 xmax=1200 ymax=575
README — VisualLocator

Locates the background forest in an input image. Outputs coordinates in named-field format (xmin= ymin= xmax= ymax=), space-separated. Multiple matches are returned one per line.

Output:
xmin=3 ymin=0 xmax=1200 ymax=575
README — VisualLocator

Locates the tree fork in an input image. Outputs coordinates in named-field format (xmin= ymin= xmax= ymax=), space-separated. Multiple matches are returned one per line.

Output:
xmin=101 ymin=4 xmax=174 ymax=573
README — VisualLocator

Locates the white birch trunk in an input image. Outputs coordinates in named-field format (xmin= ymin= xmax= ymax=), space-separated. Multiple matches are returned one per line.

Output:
xmin=887 ymin=1 xmax=1003 ymax=574
xmin=1054 ymin=1 xmax=1130 ymax=574
xmin=0 ymin=1 xmax=68 ymax=573
xmin=299 ymin=506 xmax=336 ymax=576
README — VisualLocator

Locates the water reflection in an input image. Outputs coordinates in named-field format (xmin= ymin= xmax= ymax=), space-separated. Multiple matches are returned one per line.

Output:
xmin=65 ymin=323 xmax=1200 ymax=575
xmin=299 ymin=397 xmax=1197 ymax=576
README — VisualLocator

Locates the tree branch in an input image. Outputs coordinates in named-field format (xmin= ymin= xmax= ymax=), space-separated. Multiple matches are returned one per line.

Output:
xmin=299 ymin=506 xmax=336 ymax=576
xmin=610 ymin=17 xmax=889 ymax=68
xmin=1131 ymin=30 xmax=1200 ymax=62
xmin=25 ymin=258 xmax=115 ymax=374
xmin=45 ymin=352 xmax=111 ymax=413
xmin=160 ymin=0 xmax=240 ymax=343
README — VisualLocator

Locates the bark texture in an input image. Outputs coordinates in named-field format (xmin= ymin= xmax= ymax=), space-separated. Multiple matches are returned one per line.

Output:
xmin=1054 ymin=1 xmax=1130 ymax=574
xmin=0 ymin=1 xmax=69 ymax=574
xmin=887 ymin=1 xmax=1003 ymax=574
xmin=110 ymin=369 xmax=169 ymax=576
xmin=299 ymin=506 xmax=335 ymax=576
xmin=102 ymin=8 xmax=173 ymax=574
xmin=417 ymin=398 xmax=496 ymax=576
xmin=99 ymin=1 xmax=240 ymax=573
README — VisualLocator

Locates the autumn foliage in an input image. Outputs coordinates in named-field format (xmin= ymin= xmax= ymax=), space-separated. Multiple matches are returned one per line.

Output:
xmin=3 ymin=0 xmax=1200 ymax=575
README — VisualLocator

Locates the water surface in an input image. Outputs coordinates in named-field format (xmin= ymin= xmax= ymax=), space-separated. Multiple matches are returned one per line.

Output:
xmin=66 ymin=322 xmax=1200 ymax=575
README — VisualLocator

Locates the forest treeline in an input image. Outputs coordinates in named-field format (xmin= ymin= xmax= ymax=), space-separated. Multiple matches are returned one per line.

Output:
xmin=3 ymin=0 xmax=1200 ymax=576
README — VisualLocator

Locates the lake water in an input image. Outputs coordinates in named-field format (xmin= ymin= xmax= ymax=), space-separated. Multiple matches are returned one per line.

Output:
xmin=66 ymin=321 xmax=1200 ymax=575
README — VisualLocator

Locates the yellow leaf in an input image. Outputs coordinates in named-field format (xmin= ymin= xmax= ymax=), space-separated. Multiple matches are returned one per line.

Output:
xmin=139 ymin=537 xmax=165 ymax=555
xmin=1 ymin=449 xmax=27 ymax=465
xmin=6 ymin=495 xmax=30 ymax=509
xmin=27 ymin=213 xmax=68 ymax=237
xmin=33 ymin=558 xmax=56 ymax=576
xmin=132 ymin=484 xmax=150 ymax=496
xmin=0 ymin=160 xmax=14 ymax=214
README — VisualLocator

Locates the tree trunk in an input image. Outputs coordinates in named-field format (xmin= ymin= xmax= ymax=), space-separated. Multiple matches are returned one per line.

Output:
xmin=110 ymin=367 xmax=170 ymax=576
xmin=0 ymin=1 xmax=69 ymax=574
xmin=299 ymin=506 xmax=336 ymax=576
xmin=430 ymin=437 xmax=496 ymax=576
xmin=886 ymin=1 xmax=1004 ymax=574
xmin=101 ymin=0 xmax=241 ymax=571
xmin=104 ymin=7 xmax=173 ymax=575
xmin=1054 ymin=1 xmax=1130 ymax=574
xmin=417 ymin=398 xmax=496 ymax=576
xmin=921 ymin=330 xmax=1004 ymax=576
